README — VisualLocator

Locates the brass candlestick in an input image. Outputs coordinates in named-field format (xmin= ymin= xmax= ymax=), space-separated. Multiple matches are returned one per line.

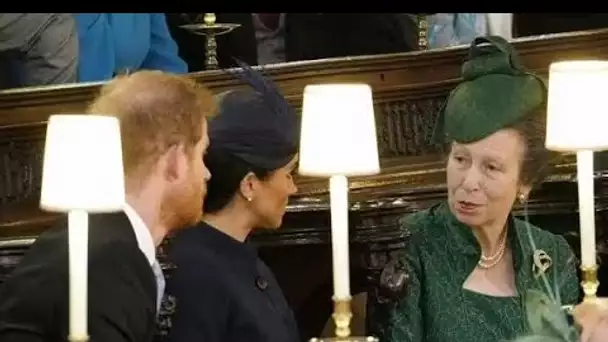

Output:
xmin=309 ymin=297 xmax=379 ymax=342
xmin=179 ymin=13 xmax=241 ymax=70
xmin=581 ymin=264 xmax=600 ymax=301
xmin=417 ymin=14 xmax=428 ymax=50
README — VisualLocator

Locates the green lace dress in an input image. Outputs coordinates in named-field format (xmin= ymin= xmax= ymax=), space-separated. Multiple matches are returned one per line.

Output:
xmin=370 ymin=202 xmax=579 ymax=342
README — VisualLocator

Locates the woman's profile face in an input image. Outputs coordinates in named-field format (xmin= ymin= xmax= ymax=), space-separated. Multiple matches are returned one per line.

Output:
xmin=251 ymin=156 xmax=299 ymax=229
xmin=446 ymin=128 xmax=529 ymax=229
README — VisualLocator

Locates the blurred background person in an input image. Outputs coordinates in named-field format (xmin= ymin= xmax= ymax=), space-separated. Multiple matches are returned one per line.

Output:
xmin=73 ymin=13 xmax=187 ymax=82
xmin=426 ymin=13 xmax=513 ymax=48
xmin=513 ymin=13 xmax=608 ymax=37
xmin=0 ymin=13 xmax=78 ymax=90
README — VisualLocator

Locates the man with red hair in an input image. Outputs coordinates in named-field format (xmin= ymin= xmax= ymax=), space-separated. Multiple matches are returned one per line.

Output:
xmin=0 ymin=71 xmax=216 ymax=342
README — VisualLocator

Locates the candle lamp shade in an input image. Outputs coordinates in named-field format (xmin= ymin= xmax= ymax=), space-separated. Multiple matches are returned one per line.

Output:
xmin=546 ymin=61 xmax=608 ymax=300
xmin=298 ymin=84 xmax=380 ymax=177
xmin=40 ymin=114 xmax=125 ymax=213
xmin=299 ymin=83 xmax=380 ymax=341
xmin=546 ymin=60 xmax=608 ymax=152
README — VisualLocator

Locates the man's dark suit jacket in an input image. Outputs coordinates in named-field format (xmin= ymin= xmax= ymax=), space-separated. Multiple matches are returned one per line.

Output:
xmin=165 ymin=13 xmax=419 ymax=72
xmin=0 ymin=212 xmax=157 ymax=342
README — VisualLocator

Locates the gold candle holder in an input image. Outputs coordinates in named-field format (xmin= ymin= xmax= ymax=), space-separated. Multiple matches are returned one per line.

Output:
xmin=179 ymin=13 xmax=241 ymax=70
xmin=308 ymin=297 xmax=379 ymax=342
xmin=417 ymin=14 xmax=428 ymax=51
xmin=581 ymin=264 xmax=600 ymax=301
xmin=68 ymin=337 xmax=89 ymax=342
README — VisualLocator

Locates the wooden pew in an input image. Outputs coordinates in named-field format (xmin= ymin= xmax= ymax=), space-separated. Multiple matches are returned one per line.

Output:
xmin=2 ymin=28 xmax=608 ymax=339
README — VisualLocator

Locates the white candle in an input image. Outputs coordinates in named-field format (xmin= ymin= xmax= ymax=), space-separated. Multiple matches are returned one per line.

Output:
xmin=329 ymin=175 xmax=351 ymax=300
xmin=577 ymin=150 xmax=597 ymax=268
xmin=68 ymin=210 xmax=89 ymax=340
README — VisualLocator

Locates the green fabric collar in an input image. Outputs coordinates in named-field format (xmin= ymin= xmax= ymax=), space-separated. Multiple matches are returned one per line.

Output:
xmin=438 ymin=201 xmax=533 ymax=290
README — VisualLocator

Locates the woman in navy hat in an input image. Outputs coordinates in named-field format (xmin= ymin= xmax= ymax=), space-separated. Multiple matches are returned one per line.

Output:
xmin=161 ymin=61 xmax=300 ymax=342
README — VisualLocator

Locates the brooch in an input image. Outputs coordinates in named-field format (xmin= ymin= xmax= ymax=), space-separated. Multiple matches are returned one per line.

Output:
xmin=532 ymin=249 xmax=552 ymax=279
xmin=156 ymin=294 xmax=177 ymax=336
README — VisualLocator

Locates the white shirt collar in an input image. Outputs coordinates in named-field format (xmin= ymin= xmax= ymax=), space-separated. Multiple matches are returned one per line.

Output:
xmin=123 ymin=202 xmax=156 ymax=266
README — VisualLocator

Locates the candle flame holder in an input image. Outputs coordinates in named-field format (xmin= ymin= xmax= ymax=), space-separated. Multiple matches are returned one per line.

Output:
xmin=581 ymin=264 xmax=600 ymax=301
xmin=179 ymin=13 xmax=241 ymax=70
xmin=417 ymin=14 xmax=428 ymax=50
xmin=309 ymin=297 xmax=379 ymax=342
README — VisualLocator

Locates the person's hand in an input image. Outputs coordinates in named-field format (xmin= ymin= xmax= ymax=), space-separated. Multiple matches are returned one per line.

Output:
xmin=573 ymin=298 xmax=608 ymax=342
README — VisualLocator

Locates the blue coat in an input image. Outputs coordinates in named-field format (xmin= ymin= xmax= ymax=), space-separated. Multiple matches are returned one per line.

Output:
xmin=162 ymin=223 xmax=300 ymax=342
xmin=73 ymin=13 xmax=187 ymax=82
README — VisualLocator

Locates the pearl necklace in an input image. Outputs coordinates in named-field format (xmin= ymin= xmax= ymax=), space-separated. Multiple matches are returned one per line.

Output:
xmin=477 ymin=231 xmax=508 ymax=269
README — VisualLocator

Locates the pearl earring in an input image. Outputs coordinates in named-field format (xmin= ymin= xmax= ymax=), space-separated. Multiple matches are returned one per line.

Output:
xmin=518 ymin=193 xmax=527 ymax=204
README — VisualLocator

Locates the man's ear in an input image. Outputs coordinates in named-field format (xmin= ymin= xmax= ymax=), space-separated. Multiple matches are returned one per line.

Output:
xmin=239 ymin=172 xmax=258 ymax=202
xmin=163 ymin=144 xmax=187 ymax=183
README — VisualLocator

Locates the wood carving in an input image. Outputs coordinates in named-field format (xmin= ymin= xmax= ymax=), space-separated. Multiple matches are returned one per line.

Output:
xmin=0 ymin=125 xmax=45 ymax=205
xmin=2 ymin=29 xmax=608 ymax=339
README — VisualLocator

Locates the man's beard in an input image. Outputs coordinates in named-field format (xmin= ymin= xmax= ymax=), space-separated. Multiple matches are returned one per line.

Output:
xmin=160 ymin=180 xmax=204 ymax=232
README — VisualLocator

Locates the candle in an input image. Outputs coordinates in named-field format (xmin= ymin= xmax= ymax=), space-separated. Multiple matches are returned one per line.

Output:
xmin=577 ymin=150 xmax=597 ymax=268
xmin=329 ymin=175 xmax=351 ymax=299
xmin=68 ymin=210 xmax=89 ymax=340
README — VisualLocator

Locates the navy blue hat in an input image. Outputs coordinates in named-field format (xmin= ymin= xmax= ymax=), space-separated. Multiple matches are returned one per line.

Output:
xmin=208 ymin=60 xmax=299 ymax=170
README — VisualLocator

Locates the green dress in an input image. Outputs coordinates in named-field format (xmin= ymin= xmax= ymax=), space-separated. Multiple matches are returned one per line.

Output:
xmin=370 ymin=202 xmax=579 ymax=342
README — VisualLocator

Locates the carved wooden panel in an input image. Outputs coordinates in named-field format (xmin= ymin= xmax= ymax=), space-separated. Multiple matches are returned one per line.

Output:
xmin=376 ymin=96 xmax=447 ymax=158
xmin=0 ymin=126 xmax=45 ymax=206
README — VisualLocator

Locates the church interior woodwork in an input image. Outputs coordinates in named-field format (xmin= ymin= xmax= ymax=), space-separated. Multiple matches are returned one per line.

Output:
xmin=2 ymin=28 xmax=608 ymax=339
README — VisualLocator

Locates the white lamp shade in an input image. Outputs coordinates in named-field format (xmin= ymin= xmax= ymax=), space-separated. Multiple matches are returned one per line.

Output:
xmin=298 ymin=84 xmax=380 ymax=177
xmin=40 ymin=115 xmax=125 ymax=212
xmin=546 ymin=60 xmax=608 ymax=151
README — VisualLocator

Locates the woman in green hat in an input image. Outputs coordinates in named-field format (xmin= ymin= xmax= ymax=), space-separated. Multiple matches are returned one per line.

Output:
xmin=369 ymin=36 xmax=580 ymax=342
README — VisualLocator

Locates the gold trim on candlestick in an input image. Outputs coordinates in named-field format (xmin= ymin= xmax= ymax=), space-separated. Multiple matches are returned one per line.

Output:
xmin=310 ymin=337 xmax=378 ymax=342
xmin=417 ymin=14 xmax=428 ymax=50
xmin=581 ymin=264 xmax=600 ymax=301
xmin=203 ymin=13 xmax=216 ymax=25
xmin=333 ymin=297 xmax=353 ymax=338
xmin=68 ymin=336 xmax=89 ymax=342
xmin=179 ymin=13 xmax=241 ymax=70
xmin=308 ymin=297 xmax=379 ymax=342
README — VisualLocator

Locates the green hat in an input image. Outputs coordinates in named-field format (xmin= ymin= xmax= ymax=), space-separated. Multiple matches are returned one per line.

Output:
xmin=433 ymin=36 xmax=547 ymax=144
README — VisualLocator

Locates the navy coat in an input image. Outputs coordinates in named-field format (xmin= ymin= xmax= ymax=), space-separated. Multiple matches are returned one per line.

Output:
xmin=162 ymin=222 xmax=300 ymax=342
